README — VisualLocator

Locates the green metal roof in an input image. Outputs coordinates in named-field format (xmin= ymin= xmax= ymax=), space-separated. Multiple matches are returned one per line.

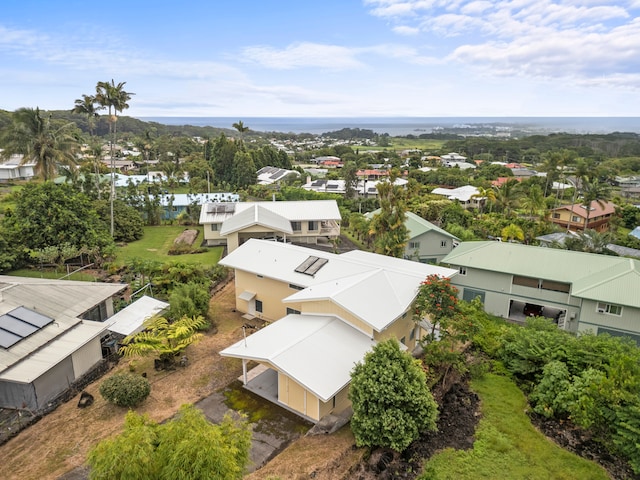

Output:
xmin=366 ymin=210 xmax=459 ymax=241
xmin=442 ymin=241 xmax=640 ymax=308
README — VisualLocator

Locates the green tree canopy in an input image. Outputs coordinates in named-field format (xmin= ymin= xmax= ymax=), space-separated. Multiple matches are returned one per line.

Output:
xmin=88 ymin=404 xmax=251 ymax=480
xmin=1 ymin=182 xmax=113 ymax=267
xmin=349 ymin=339 xmax=438 ymax=451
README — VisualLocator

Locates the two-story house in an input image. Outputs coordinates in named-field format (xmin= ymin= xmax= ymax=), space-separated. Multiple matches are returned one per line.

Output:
xmin=199 ymin=200 xmax=341 ymax=252
xmin=442 ymin=241 xmax=640 ymax=342
xmin=549 ymin=200 xmax=616 ymax=232
xmin=219 ymin=239 xmax=457 ymax=422
xmin=365 ymin=210 xmax=459 ymax=263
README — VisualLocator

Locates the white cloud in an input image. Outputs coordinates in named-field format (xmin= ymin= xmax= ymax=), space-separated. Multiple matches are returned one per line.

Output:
xmin=240 ymin=42 xmax=365 ymax=69
xmin=393 ymin=25 xmax=421 ymax=35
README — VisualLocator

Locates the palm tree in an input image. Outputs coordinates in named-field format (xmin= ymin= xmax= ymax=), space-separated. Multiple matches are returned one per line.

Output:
xmin=95 ymin=80 xmax=134 ymax=236
xmin=494 ymin=179 xmax=521 ymax=217
xmin=71 ymin=94 xmax=103 ymax=136
xmin=519 ymin=184 xmax=545 ymax=219
xmin=232 ymin=120 xmax=249 ymax=142
xmin=1 ymin=107 xmax=78 ymax=181
xmin=501 ymin=223 xmax=524 ymax=243
xmin=580 ymin=176 xmax=612 ymax=231
xmin=473 ymin=186 xmax=496 ymax=213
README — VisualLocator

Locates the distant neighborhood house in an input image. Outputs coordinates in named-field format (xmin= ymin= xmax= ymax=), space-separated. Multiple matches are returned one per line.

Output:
xmin=199 ymin=200 xmax=341 ymax=252
xmin=549 ymin=200 xmax=617 ymax=232
xmin=366 ymin=210 xmax=459 ymax=263
xmin=0 ymin=154 xmax=35 ymax=182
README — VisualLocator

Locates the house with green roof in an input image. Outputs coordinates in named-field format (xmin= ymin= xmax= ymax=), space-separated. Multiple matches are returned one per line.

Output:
xmin=442 ymin=241 xmax=640 ymax=342
xmin=365 ymin=210 xmax=459 ymax=263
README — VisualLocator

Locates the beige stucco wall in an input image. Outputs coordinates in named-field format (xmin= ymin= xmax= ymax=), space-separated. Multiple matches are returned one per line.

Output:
xmin=203 ymin=223 xmax=224 ymax=243
xmin=233 ymin=270 xmax=303 ymax=321
xmin=278 ymin=372 xmax=321 ymax=421
xmin=298 ymin=300 xmax=374 ymax=336
xmin=318 ymin=383 xmax=350 ymax=418
xmin=374 ymin=312 xmax=418 ymax=350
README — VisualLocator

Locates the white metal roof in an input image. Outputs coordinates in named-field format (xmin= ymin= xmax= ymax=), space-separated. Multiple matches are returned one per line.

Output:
xmin=222 ymin=240 xmax=457 ymax=331
xmin=105 ymin=296 xmax=169 ymax=336
xmin=221 ymin=314 xmax=375 ymax=402
xmin=431 ymin=185 xmax=480 ymax=202
xmin=219 ymin=204 xmax=294 ymax=236
xmin=0 ymin=320 xmax=106 ymax=383
xmin=201 ymin=200 xmax=341 ymax=227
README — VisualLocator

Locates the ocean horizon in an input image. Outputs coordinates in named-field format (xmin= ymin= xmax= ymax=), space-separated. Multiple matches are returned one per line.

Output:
xmin=136 ymin=116 xmax=640 ymax=136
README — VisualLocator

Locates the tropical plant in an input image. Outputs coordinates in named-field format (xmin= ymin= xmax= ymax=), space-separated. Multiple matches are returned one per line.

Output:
xmin=95 ymin=79 xmax=134 ymax=236
xmin=413 ymin=274 xmax=460 ymax=341
xmin=88 ymin=405 xmax=251 ymax=480
xmin=493 ymin=179 xmax=521 ymax=217
xmin=232 ymin=120 xmax=249 ymax=141
xmin=580 ymin=176 xmax=612 ymax=231
xmin=99 ymin=372 xmax=151 ymax=407
xmin=1 ymin=107 xmax=78 ymax=181
xmin=119 ymin=315 xmax=207 ymax=366
xmin=349 ymin=339 xmax=438 ymax=451
xmin=71 ymin=93 xmax=103 ymax=136
xmin=369 ymin=172 xmax=409 ymax=258
xmin=501 ymin=223 xmax=524 ymax=242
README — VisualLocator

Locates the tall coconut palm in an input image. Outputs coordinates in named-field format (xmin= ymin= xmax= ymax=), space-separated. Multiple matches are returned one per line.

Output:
xmin=1 ymin=107 xmax=78 ymax=181
xmin=71 ymin=94 xmax=103 ymax=136
xmin=519 ymin=184 xmax=545 ymax=219
xmin=580 ymin=176 xmax=612 ymax=231
xmin=232 ymin=120 xmax=249 ymax=142
xmin=95 ymin=80 xmax=134 ymax=236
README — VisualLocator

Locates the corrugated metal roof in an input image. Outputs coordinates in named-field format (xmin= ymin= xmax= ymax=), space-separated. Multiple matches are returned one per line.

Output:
xmin=200 ymin=200 xmax=341 ymax=227
xmin=0 ymin=321 xmax=106 ymax=383
xmin=0 ymin=276 xmax=126 ymax=374
xmin=106 ymin=296 xmax=169 ymax=337
xmin=221 ymin=314 xmax=375 ymax=402
xmin=365 ymin=210 xmax=459 ymax=241
xmin=442 ymin=242 xmax=640 ymax=308
xmin=219 ymin=204 xmax=294 ymax=235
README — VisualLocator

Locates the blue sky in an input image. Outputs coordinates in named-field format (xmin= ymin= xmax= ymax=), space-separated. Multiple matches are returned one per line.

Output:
xmin=1 ymin=0 xmax=639 ymax=117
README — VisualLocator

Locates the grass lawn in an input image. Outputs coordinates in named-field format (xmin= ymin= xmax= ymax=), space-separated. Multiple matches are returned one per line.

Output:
xmin=6 ymin=269 xmax=97 ymax=282
xmin=420 ymin=374 xmax=610 ymax=480
xmin=114 ymin=225 xmax=223 ymax=266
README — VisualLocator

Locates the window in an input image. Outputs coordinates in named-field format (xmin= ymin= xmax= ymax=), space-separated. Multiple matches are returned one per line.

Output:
xmin=286 ymin=307 xmax=301 ymax=315
xmin=289 ymin=283 xmax=304 ymax=290
xmin=308 ymin=221 xmax=317 ymax=231
xmin=597 ymin=302 xmax=622 ymax=316
xmin=210 ymin=223 xmax=219 ymax=231
xmin=458 ymin=266 xmax=467 ymax=276
xmin=552 ymin=213 xmax=560 ymax=219
xmin=571 ymin=215 xmax=580 ymax=223
xmin=440 ymin=240 xmax=447 ymax=247
xmin=513 ymin=275 xmax=539 ymax=288
xmin=255 ymin=300 xmax=263 ymax=313
xmin=400 ymin=336 xmax=406 ymax=345
xmin=408 ymin=241 xmax=420 ymax=250
xmin=291 ymin=221 xmax=301 ymax=231
xmin=409 ymin=328 xmax=416 ymax=341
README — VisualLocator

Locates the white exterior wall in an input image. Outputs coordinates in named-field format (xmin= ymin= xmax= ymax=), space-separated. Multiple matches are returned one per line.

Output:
xmin=71 ymin=337 xmax=102 ymax=378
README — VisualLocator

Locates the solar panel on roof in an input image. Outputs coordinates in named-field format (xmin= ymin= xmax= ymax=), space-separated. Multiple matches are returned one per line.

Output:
xmin=326 ymin=184 xmax=339 ymax=190
xmin=11 ymin=306 xmax=54 ymax=328
xmin=0 ymin=330 xmax=22 ymax=349
xmin=294 ymin=256 xmax=329 ymax=276
xmin=305 ymin=258 xmax=328 ymax=276
xmin=0 ymin=306 xmax=55 ymax=349
xmin=295 ymin=256 xmax=319 ymax=274
xmin=0 ymin=315 xmax=39 ymax=337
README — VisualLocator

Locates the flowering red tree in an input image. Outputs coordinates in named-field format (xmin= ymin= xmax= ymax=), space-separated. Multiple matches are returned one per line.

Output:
xmin=413 ymin=274 xmax=460 ymax=341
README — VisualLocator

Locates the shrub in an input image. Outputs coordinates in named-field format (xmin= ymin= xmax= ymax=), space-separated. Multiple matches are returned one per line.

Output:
xmin=99 ymin=372 xmax=151 ymax=407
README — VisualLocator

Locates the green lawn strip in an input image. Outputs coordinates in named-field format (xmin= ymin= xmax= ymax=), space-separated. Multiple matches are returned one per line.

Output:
xmin=420 ymin=374 xmax=610 ymax=480
xmin=7 ymin=268 xmax=96 ymax=282
xmin=114 ymin=225 xmax=223 ymax=265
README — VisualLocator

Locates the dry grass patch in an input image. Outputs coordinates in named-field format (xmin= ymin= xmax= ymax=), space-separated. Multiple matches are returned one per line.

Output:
xmin=0 ymin=282 xmax=247 ymax=480
xmin=245 ymin=426 xmax=363 ymax=480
